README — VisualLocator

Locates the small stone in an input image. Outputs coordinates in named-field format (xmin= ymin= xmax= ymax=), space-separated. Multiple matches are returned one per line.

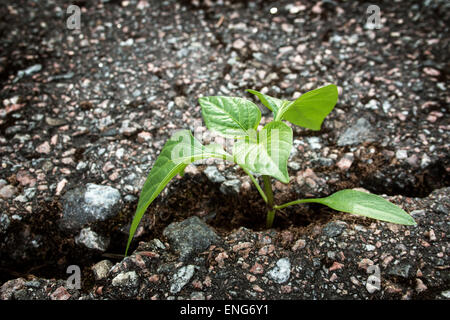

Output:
xmin=415 ymin=279 xmax=427 ymax=293
xmin=215 ymin=252 xmax=229 ymax=267
xmin=45 ymin=117 xmax=67 ymax=127
xmin=322 ymin=221 xmax=347 ymax=238
xmin=250 ymin=262 xmax=264 ymax=275
xmin=1 ymin=278 xmax=26 ymax=300
xmin=382 ymin=101 xmax=392 ymax=113
xmin=429 ymin=229 xmax=437 ymax=241
xmin=364 ymin=99 xmax=379 ymax=110
xmin=36 ymin=141 xmax=51 ymax=154
xmin=307 ymin=137 xmax=321 ymax=150
xmin=137 ymin=131 xmax=152 ymax=143
xmin=267 ymin=258 xmax=291 ymax=284
xmin=170 ymin=265 xmax=195 ymax=294
xmin=337 ymin=118 xmax=375 ymax=146
xmin=92 ymin=260 xmax=113 ymax=280
xmin=441 ymin=290 xmax=450 ymax=299
xmin=288 ymin=161 xmax=301 ymax=171
xmin=190 ymin=291 xmax=205 ymax=300
xmin=0 ymin=213 xmax=11 ymax=234
xmin=60 ymin=183 xmax=122 ymax=231
xmin=204 ymin=166 xmax=225 ymax=183
xmin=232 ymin=39 xmax=246 ymax=50
xmin=50 ymin=286 xmax=71 ymax=300
xmin=75 ymin=228 xmax=110 ymax=251
xmin=292 ymin=239 xmax=306 ymax=251
xmin=388 ymin=262 xmax=413 ymax=279
xmin=336 ymin=153 xmax=354 ymax=171
xmin=0 ymin=185 xmax=17 ymax=199
xmin=329 ymin=262 xmax=344 ymax=271
xmin=396 ymin=150 xmax=408 ymax=160
xmin=163 ymin=216 xmax=220 ymax=262
xmin=358 ymin=258 xmax=374 ymax=270
xmin=366 ymin=244 xmax=376 ymax=251
xmin=220 ymin=179 xmax=241 ymax=195
xmin=112 ymin=271 xmax=139 ymax=288
xmin=281 ymin=23 xmax=294 ymax=33
xmin=423 ymin=67 xmax=440 ymax=77
xmin=16 ymin=64 xmax=42 ymax=79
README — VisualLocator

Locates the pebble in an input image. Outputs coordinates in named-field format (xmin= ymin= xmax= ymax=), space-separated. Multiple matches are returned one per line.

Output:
xmin=0 ymin=213 xmax=11 ymax=234
xmin=75 ymin=228 xmax=110 ymax=251
xmin=337 ymin=118 xmax=375 ymax=146
xmin=92 ymin=260 xmax=113 ymax=280
xmin=336 ymin=153 xmax=354 ymax=171
xmin=441 ymin=290 xmax=450 ymax=299
xmin=220 ymin=179 xmax=241 ymax=195
xmin=50 ymin=286 xmax=71 ymax=300
xmin=163 ymin=216 xmax=220 ymax=262
xmin=204 ymin=166 xmax=225 ymax=184
xmin=306 ymin=137 xmax=321 ymax=150
xmin=0 ymin=185 xmax=17 ymax=199
xmin=232 ymin=39 xmax=246 ymax=50
xmin=60 ymin=183 xmax=122 ymax=231
xmin=396 ymin=150 xmax=408 ymax=160
xmin=112 ymin=271 xmax=139 ymax=288
xmin=322 ymin=221 xmax=347 ymax=238
xmin=364 ymin=99 xmax=379 ymax=110
xmin=170 ymin=265 xmax=195 ymax=294
xmin=36 ymin=141 xmax=51 ymax=154
xmin=267 ymin=258 xmax=291 ymax=284
xmin=16 ymin=64 xmax=42 ymax=80
xmin=388 ymin=262 xmax=413 ymax=279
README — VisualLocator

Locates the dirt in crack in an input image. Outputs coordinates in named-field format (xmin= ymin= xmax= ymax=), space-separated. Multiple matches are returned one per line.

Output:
xmin=136 ymin=171 xmax=335 ymax=241
xmin=0 ymin=171 xmax=336 ymax=287
xmin=4 ymin=151 xmax=444 ymax=287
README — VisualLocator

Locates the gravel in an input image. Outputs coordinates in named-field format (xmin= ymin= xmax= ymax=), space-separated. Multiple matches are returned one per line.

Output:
xmin=267 ymin=258 xmax=291 ymax=284
xmin=337 ymin=118 xmax=376 ymax=146
xmin=170 ymin=265 xmax=196 ymax=294
xmin=92 ymin=260 xmax=113 ymax=281
xmin=74 ymin=228 xmax=110 ymax=252
xmin=60 ymin=184 xmax=122 ymax=231
xmin=163 ymin=216 xmax=220 ymax=262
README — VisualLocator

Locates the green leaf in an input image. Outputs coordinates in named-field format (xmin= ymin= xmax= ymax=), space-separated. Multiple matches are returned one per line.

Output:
xmin=199 ymin=96 xmax=261 ymax=138
xmin=233 ymin=121 xmax=292 ymax=183
xmin=125 ymin=130 xmax=232 ymax=255
xmin=280 ymin=84 xmax=338 ymax=130
xmin=246 ymin=89 xmax=288 ymax=119
xmin=311 ymin=189 xmax=417 ymax=225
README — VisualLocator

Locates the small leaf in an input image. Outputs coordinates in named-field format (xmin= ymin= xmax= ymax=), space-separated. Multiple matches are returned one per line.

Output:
xmin=233 ymin=121 xmax=292 ymax=183
xmin=125 ymin=130 xmax=232 ymax=255
xmin=313 ymin=189 xmax=417 ymax=225
xmin=246 ymin=89 xmax=287 ymax=119
xmin=199 ymin=96 xmax=261 ymax=138
xmin=281 ymin=84 xmax=338 ymax=130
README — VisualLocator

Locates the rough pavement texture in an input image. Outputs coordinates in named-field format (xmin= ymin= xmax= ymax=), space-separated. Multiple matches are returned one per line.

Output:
xmin=1 ymin=188 xmax=449 ymax=300
xmin=0 ymin=0 xmax=449 ymax=299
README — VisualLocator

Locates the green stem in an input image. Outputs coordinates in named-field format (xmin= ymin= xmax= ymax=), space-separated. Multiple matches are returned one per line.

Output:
xmin=274 ymin=198 xmax=323 ymax=210
xmin=241 ymin=167 xmax=267 ymax=203
xmin=263 ymin=175 xmax=276 ymax=228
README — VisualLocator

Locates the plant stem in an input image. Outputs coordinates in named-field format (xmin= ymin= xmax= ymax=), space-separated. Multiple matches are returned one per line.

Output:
xmin=262 ymin=175 xmax=276 ymax=228
xmin=241 ymin=167 xmax=268 ymax=203
xmin=274 ymin=198 xmax=322 ymax=210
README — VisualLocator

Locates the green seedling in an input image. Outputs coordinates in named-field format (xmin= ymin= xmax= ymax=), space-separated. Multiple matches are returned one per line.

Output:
xmin=125 ymin=84 xmax=416 ymax=255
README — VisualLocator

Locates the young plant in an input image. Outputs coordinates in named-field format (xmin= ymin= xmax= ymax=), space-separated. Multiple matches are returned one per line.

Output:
xmin=125 ymin=84 xmax=416 ymax=255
